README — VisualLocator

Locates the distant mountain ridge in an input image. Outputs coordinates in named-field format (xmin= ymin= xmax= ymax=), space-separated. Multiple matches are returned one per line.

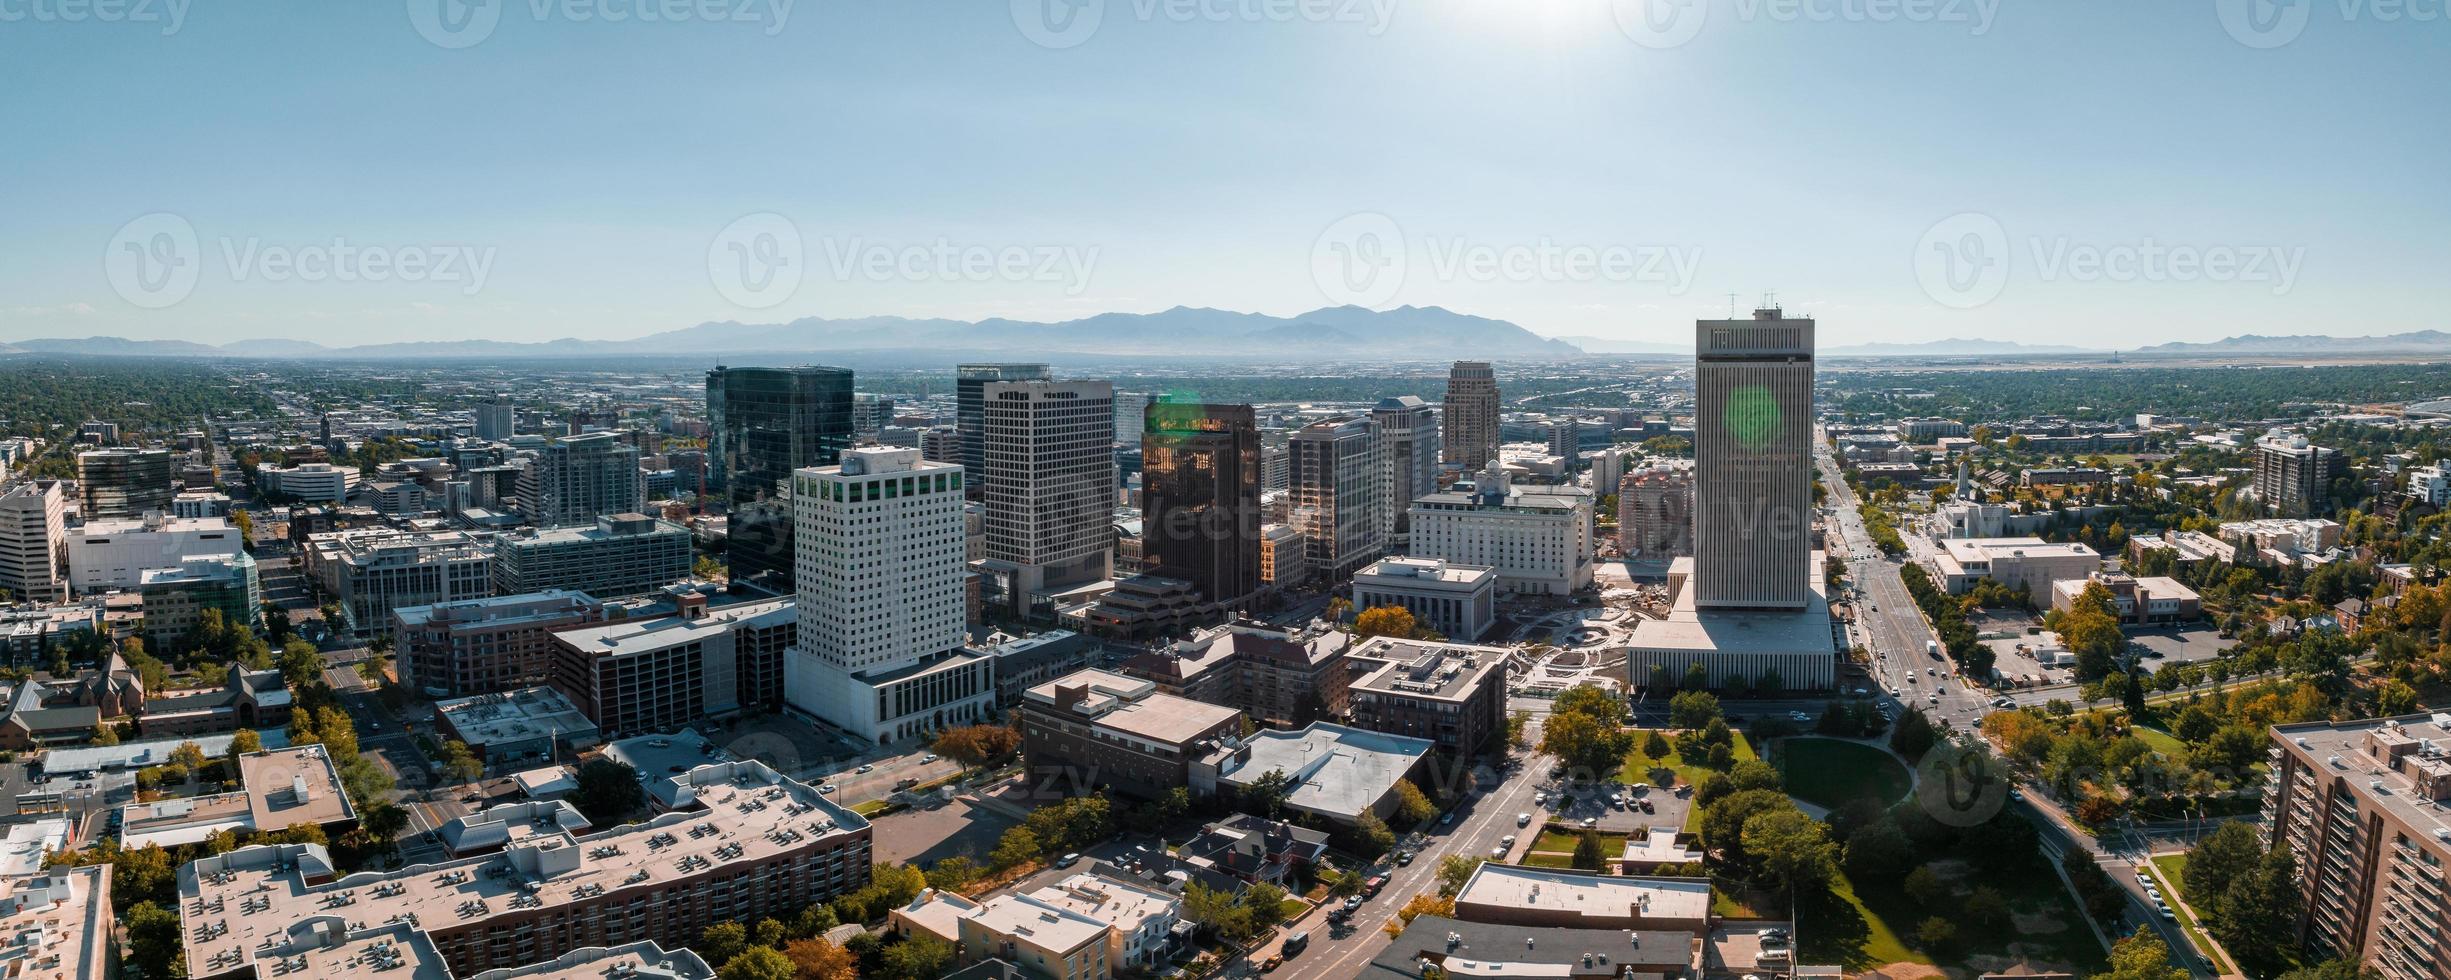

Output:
xmin=0 ymin=306 xmax=1584 ymax=361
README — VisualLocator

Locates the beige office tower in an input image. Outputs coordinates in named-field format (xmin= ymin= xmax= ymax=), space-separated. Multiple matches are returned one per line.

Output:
xmin=1692 ymin=307 xmax=1814 ymax=610
xmin=1441 ymin=361 xmax=1500 ymax=469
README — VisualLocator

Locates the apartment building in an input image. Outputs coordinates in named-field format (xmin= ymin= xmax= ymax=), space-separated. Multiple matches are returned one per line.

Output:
xmin=492 ymin=514 xmax=693 ymax=600
xmin=1018 ymin=669 xmax=1243 ymax=800
xmin=0 ymin=866 xmax=113 ymax=980
xmin=2256 ymin=431 xmax=2347 ymax=517
xmin=893 ymin=889 xmax=1113 ymax=980
xmin=395 ymin=590 xmax=609 ymax=699
xmin=2264 ymin=715 xmax=2451 ymax=980
xmin=137 ymin=553 xmax=262 ymax=647
xmin=519 ymin=433 xmax=645 ymax=528
xmin=1408 ymin=463 xmax=1594 ymax=596
xmin=434 ymin=686 xmax=604 ymax=768
xmin=1345 ymin=637 xmax=1510 ymax=755
xmin=180 ymin=760 xmax=871 ymax=980
xmin=550 ymin=596 xmax=795 ymax=737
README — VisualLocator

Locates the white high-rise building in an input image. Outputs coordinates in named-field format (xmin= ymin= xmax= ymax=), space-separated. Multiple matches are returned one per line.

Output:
xmin=1408 ymin=461 xmax=1593 ymax=596
xmin=1113 ymin=391 xmax=1151 ymax=443
xmin=0 ymin=481 xmax=67 ymax=603
xmin=785 ymin=447 xmax=993 ymax=744
xmin=475 ymin=394 xmax=515 ymax=441
xmin=1371 ymin=396 xmax=1441 ymax=551
xmin=66 ymin=514 xmax=246 ymax=593
xmin=981 ymin=380 xmax=1117 ymax=606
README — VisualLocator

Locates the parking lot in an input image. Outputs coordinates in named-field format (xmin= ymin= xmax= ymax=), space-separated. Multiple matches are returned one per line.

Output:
xmin=2128 ymin=624 xmax=2234 ymax=666
xmin=1540 ymin=778 xmax=1690 ymax=835
xmin=870 ymin=795 xmax=1018 ymax=867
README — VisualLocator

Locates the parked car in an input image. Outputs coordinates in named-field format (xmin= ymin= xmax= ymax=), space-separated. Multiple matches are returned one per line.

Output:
xmin=855 ymin=764 xmax=874 ymax=774
xmin=1517 ymin=812 xmax=1532 ymax=826
xmin=1055 ymin=853 xmax=1081 ymax=868
xmin=1363 ymin=875 xmax=1388 ymax=896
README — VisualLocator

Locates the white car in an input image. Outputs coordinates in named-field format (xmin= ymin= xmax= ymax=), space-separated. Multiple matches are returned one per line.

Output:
xmin=1518 ymin=813 xmax=1532 ymax=826
xmin=819 ymin=784 xmax=838 ymax=794
xmin=855 ymin=764 xmax=874 ymax=774
xmin=1502 ymin=835 xmax=1517 ymax=848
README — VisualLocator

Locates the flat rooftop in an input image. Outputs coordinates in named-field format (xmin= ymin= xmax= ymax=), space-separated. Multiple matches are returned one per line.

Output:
xmin=0 ymin=866 xmax=115 ymax=980
xmin=1354 ymin=557 xmax=1496 ymax=586
xmin=1940 ymin=537 xmax=2096 ymax=563
xmin=121 ymin=745 xmax=356 ymax=848
xmin=1026 ymin=873 xmax=1178 ymax=936
xmin=2274 ymin=714 xmax=2451 ymax=842
xmin=1454 ymin=863 xmax=1712 ymax=925
xmin=1027 ymin=669 xmax=1241 ymax=747
xmin=435 ymin=688 xmax=598 ymax=747
xmin=964 ymin=892 xmax=1111 ymax=952
xmin=1215 ymin=724 xmax=1431 ymax=821
xmin=1368 ymin=914 xmax=1697 ymax=980
xmin=177 ymin=761 xmax=868 ymax=980
xmin=1349 ymin=639 xmax=1507 ymax=702
xmin=551 ymin=599 xmax=792 ymax=658
xmin=1626 ymin=554 xmax=1834 ymax=657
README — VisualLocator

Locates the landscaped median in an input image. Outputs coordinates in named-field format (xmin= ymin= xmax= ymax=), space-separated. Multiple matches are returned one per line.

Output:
xmin=2147 ymin=852 xmax=2236 ymax=974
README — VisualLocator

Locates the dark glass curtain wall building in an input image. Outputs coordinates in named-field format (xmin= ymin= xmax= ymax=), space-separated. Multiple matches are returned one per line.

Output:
xmin=707 ymin=365 xmax=855 ymax=592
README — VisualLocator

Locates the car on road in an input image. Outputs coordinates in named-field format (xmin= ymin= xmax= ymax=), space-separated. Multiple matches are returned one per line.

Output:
xmin=855 ymin=764 xmax=874 ymax=774
xmin=1259 ymin=956 xmax=1282 ymax=972
xmin=1364 ymin=874 xmax=1387 ymax=895
xmin=1282 ymin=932 xmax=1309 ymax=955
xmin=923 ymin=754 xmax=938 ymax=763
xmin=1580 ymin=817 xmax=1597 ymax=829
xmin=1440 ymin=812 xmax=1455 ymax=826
xmin=819 ymin=784 xmax=838 ymax=794
xmin=1342 ymin=895 xmax=1365 ymax=911
xmin=1056 ymin=853 xmax=1081 ymax=868
xmin=1491 ymin=845 xmax=1508 ymax=858
xmin=1517 ymin=812 xmax=1531 ymax=826
xmin=1394 ymin=850 xmax=1415 ymax=865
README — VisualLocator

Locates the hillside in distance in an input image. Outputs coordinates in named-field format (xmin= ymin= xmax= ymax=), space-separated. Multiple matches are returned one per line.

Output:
xmin=3 ymin=306 xmax=1585 ymax=361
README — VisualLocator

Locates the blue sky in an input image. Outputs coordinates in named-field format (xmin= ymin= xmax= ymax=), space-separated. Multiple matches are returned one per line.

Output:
xmin=1 ymin=0 xmax=2443 ymax=350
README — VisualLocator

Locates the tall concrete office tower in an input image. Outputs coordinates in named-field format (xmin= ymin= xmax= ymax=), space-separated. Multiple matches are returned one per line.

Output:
xmin=785 ymin=447 xmax=993 ymax=743
xmin=1441 ymin=361 xmax=1500 ymax=469
xmin=1142 ymin=399 xmax=1261 ymax=606
xmin=956 ymin=363 xmax=1051 ymax=489
xmin=1289 ymin=415 xmax=1384 ymax=582
xmin=77 ymin=448 xmax=173 ymax=520
xmin=1371 ymin=396 xmax=1441 ymax=550
xmin=518 ymin=432 xmax=645 ymax=529
xmin=0 ymin=481 xmax=67 ymax=603
xmin=475 ymin=395 xmax=515 ymax=442
xmin=707 ymin=365 xmax=856 ymax=590
xmin=1692 ymin=307 xmax=1814 ymax=610
xmin=981 ymin=379 xmax=1117 ymax=607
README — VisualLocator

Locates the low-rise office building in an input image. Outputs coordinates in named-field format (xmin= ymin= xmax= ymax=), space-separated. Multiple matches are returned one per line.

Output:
xmin=893 ymin=890 xmax=1113 ymax=980
xmin=395 ymin=590 xmax=609 ymax=699
xmin=1019 ymin=669 xmax=1243 ymax=800
xmin=2050 ymin=571 xmax=2202 ymax=625
xmin=118 ymin=744 xmax=357 ymax=848
xmin=492 ymin=514 xmax=693 ymax=600
xmin=1407 ymin=464 xmax=1594 ymax=596
xmin=258 ymin=462 xmax=362 ymax=503
xmin=138 ymin=553 xmax=262 ymax=647
xmin=548 ymin=596 xmax=794 ymax=737
xmin=0 ymin=865 xmax=114 ymax=980
xmin=433 ymin=687 xmax=603 ymax=770
xmin=65 ymin=514 xmax=246 ymax=592
xmin=1119 ymin=620 xmax=1352 ymax=730
xmin=1191 ymin=723 xmax=1432 ymax=827
xmin=1026 ymin=873 xmax=1184 ymax=970
xmin=1450 ymin=863 xmax=1712 ymax=933
xmin=1350 ymin=557 xmax=1497 ymax=641
xmin=1928 ymin=537 xmax=2101 ymax=608
xmin=304 ymin=529 xmax=494 ymax=635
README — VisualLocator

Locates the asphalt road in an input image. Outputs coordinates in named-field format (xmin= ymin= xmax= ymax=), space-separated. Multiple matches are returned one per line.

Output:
xmin=1814 ymin=440 xmax=1996 ymax=733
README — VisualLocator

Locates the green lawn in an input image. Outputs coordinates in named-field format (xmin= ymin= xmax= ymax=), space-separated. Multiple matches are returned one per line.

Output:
xmin=1620 ymin=731 xmax=1759 ymax=788
xmin=2150 ymin=853 xmax=2235 ymax=974
xmin=1532 ymin=828 xmax=1628 ymax=854
xmin=1278 ymin=899 xmax=1308 ymax=921
xmin=2133 ymin=726 xmax=2187 ymax=758
xmin=1520 ymin=852 xmax=1576 ymax=869
xmin=1802 ymin=852 xmax=2109 ymax=974
xmin=1775 ymin=739 xmax=1913 ymax=811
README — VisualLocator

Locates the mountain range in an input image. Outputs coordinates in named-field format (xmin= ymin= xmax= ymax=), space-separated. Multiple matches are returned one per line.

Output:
xmin=2132 ymin=330 xmax=2451 ymax=355
xmin=0 ymin=306 xmax=1582 ymax=361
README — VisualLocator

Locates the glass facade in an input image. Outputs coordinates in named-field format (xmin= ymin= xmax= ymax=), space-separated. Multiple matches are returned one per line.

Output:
xmin=954 ymin=363 xmax=1049 ymax=493
xmin=707 ymin=365 xmax=854 ymax=591
xmin=1142 ymin=399 xmax=1261 ymax=604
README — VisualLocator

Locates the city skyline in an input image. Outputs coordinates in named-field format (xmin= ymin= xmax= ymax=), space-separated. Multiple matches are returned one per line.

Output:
xmin=3 ymin=3 xmax=2443 ymax=350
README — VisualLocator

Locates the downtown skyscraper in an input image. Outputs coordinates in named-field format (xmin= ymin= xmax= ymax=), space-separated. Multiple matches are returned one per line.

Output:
xmin=1441 ymin=361 xmax=1500 ymax=469
xmin=980 ymin=379 xmax=1117 ymax=610
xmin=956 ymin=363 xmax=1051 ymax=490
xmin=707 ymin=365 xmax=855 ymax=591
xmin=1371 ymin=395 xmax=1441 ymax=551
xmin=1289 ymin=415 xmax=1383 ymax=582
xmin=1141 ymin=398 xmax=1261 ymax=606
xmin=1692 ymin=307 xmax=1814 ymax=610
xmin=517 ymin=433 xmax=644 ymax=529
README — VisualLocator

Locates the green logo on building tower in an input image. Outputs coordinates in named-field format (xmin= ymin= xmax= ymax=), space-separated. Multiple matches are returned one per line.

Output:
xmin=1724 ymin=384 xmax=1780 ymax=449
